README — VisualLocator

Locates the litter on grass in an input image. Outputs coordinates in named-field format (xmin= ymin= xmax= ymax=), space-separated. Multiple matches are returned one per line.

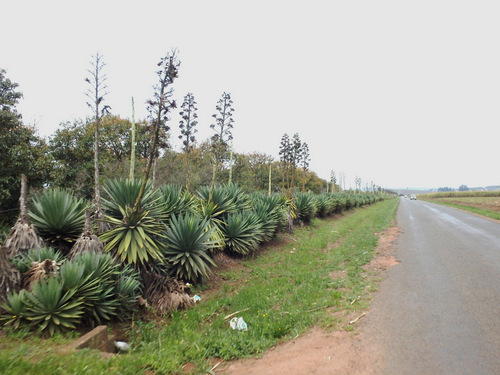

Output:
xmin=229 ymin=317 xmax=248 ymax=331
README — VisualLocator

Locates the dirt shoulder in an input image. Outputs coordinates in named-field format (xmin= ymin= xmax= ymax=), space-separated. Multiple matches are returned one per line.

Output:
xmin=215 ymin=224 xmax=401 ymax=375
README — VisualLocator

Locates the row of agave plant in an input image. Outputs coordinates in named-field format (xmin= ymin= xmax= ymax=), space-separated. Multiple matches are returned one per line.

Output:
xmin=0 ymin=178 xmax=383 ymax=335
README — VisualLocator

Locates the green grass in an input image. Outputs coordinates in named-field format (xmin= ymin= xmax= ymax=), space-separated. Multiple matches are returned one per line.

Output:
xmin=0 ymin=198 xmax=399 ymax=375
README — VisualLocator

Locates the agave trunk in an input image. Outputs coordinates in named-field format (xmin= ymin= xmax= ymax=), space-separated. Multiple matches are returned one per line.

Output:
xmin=142 ymin=271 xmax=194 ymax=315
xmin=4 ymin=175 xmax=45 ymax=258
xmin=68 ymin=208 xmax=103 ymax=260
xmin=0 ymin=245 xmax=20 ymax=302
xmin=23 ymin=259 xmax=60 ymax=291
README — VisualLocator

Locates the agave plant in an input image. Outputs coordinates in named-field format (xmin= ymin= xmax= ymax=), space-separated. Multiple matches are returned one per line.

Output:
xmin=220 ymin=184 xmax=252 ymax=212
xmin=0 ymin=244 xmax=20 ymax=303
xmin=197 ymin=185 xmax=238 ymax=218
xmin=24 ymin=277 xmax=84 ymax=336
xmin=11 ymin=246 xmax=64 ymax=275
xmin=251 ymin=194 xmax=287 ymax=241
xmin=163 ymin=213 xmax=218 ymax=283
xmin=68 ymin=208 xmax=103 ymax=259
xmin=102 ymin=178 xmax=162 ymax=220
xmin=222 ymin=211 xmax=264 ymax=255
xmin=101 ymin=205 xmax=166 ymax=265
xmin=4 ymin=174 xmax=45 ymax=259
xmin=114 ymin=266 xmax=142 ymax=321
xmin=29 ymin=188 xmax=86 ymax=250
xmin=101 ymin=179 xmax=167 ymax=265
xmin=157 ymin=184 xmax=197 ymax=222
xmin=294 ymin=192 xmax=318 ymax=224
xmin=0 ymin=289 xmax=29 ymax=329
xmin=70 ymin=252 xmax=124 ymax=324
xmin=331 ymin=194 xmax=347 ymax=214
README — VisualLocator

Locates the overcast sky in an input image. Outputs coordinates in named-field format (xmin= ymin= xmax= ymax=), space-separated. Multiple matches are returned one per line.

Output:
xmin=3 ymin=0 xmax=499 ymax=189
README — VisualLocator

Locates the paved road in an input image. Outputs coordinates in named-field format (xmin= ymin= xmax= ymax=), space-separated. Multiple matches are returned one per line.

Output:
xmin=366 ymin=198 xmax=500 ymax=374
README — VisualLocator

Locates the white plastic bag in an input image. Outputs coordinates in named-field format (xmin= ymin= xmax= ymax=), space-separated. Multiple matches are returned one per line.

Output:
xmin=229 ymin=317 xmax=248 ymax=331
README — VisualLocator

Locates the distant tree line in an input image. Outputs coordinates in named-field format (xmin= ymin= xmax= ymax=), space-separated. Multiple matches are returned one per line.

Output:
xmin=0 ymin=65 xmax=327 ymax=227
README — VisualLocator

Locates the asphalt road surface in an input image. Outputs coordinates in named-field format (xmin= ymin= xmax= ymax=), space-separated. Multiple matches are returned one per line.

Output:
xmin=366 ymin=197 xmax=500 ymax=374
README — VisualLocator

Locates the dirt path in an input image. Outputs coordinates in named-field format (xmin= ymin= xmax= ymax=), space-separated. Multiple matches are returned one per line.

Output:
xmin=215 ymin=225 xmax=402 ymax=375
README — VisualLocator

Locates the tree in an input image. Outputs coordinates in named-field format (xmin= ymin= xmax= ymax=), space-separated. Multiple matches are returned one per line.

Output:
xmin=0 ymin=69 xmax=50 ymax=224
xmin=459 ymin=185 xmax=469 ymax=191
xmin=178 ymin=93 xmax=198 ymax=189
xmin=49 ymin=119 xmax=94 ymax=197
xmin=85 ymin=53 xmax=110 ymax=233
xmin=210 ymin=92 xmax=234 ymax=192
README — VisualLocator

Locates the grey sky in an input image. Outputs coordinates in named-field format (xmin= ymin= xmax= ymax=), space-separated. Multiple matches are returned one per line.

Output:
xmin=3 ymin=0 xmax=499 ymax=189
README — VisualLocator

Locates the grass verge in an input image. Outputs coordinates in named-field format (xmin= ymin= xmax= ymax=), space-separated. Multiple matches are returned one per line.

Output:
xmin=0 ymin=198 xmax=399 ymax=375
xmin=418 ymin=196 xmax=500 ymax=220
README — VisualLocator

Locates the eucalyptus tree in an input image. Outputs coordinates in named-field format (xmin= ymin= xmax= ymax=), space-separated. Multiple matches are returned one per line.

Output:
xmin=178 ymin=93 xmax=198 ymax=189
xmin=209 ymin=92 xmax=234 ymax=192
xmin=85 ymin=53 xmax=111 ymax=233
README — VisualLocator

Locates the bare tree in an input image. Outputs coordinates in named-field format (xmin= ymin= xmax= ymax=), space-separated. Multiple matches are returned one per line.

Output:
xmin=178 ymin=93 xmax=198 ymax=189
xmin=210 ymin=92 xmax=234 ymax=192
xmin=355 ymin=176 xmax=362 ymax=193
xmin=300 ymin=142 xmax=310 ymax=191
xmin=134 ymin=50 xmax=179 ymax=209
xmin=85 ymin=53 xmax=110 ymax=233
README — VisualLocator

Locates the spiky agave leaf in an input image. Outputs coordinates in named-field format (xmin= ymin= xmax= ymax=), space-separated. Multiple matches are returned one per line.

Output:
xmin=114 ymin=266 xmax=142 ymax=321
xmin=63 ymin=253 xmax=120 ymax=325
xmin=102 ymin=178 xmax=163 ymax=220
xmin=29 ymin=188 xmax=86 ymax=248
xmin=157 ymin=184 xmax=197 ymax=223
xmin=294 ymin=192 xmax=318 ymax=224
xmin=0 ymin=289 xmax=29 ymax=330
xmin=197 ymin=200 xmax=226 ymax=248
xmin=24 ymin=277 xmax=84 ymax=336
xmin=163 ymin=213 xmax=218 ymax=283
xmin=220 ymin=183 xmax=252 ymax=212
xmin=197 ymin=185 xmax=238 ymax=219
xmin=100 ymin=205 xmax=166 ymax=265
xmin=251 ymin=194 xmax=287 ymax=241
xmin=59 ymin=261 xmax=101 ymax=317
xmin=222 ymin=211 xmax=265 ymax=255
